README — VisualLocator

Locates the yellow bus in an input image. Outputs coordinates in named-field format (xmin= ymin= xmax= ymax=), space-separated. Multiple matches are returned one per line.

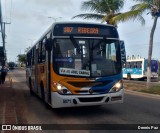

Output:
xmin=26 ymin=22 xmax=126 ymax=108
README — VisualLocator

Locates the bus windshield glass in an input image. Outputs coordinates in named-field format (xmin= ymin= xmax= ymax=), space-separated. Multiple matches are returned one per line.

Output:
xmin=53 ymin=38 xmax=121 ymax=78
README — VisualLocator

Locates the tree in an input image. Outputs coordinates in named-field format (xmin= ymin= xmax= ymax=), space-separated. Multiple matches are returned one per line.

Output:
xmin=17 ymin=54 xmax=26 ymax=64
xmin=72 ymin=0 xmax=125 ymax=26
xmin=73 ymin=0 xmax=160 ymax=84
xmin=17 ymin=47 xmax=31 ymax=66
xmin=111 ymin=0 xmax=160 ymax=84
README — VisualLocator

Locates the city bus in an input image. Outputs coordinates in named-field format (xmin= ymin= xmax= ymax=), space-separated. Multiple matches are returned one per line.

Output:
xmin=123 ymin=57 xmax=159 ymax=80
xmin=26 ymin=22 xmax=126 ymax=108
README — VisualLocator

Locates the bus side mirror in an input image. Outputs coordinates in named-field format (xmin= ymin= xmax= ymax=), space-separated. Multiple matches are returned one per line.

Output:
xmin=120 ymin=40 xmax=126 ymax=63
xmin=45 ymin=38 xmax=52 ymax=51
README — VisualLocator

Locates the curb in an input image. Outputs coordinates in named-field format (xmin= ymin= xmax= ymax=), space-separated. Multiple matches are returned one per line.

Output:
xmin=125 ymin=89 xmax=160 ymax=99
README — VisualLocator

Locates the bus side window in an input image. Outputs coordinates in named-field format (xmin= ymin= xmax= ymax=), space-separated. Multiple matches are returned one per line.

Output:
xmin=34 ymin=47 xmax=36 ymax=64
xmin=126 ymin=62 xmax=129 ymax=68
xmin=42 ymin=38 xmax=46 ymax=63
xmin=130 ymin=62 xmax=134 ymax=68
xmin=134 ymin=62 xmax=137 ymax=68
xmin=136 ymin=61 xmax=141 ymax=68
xmin=32 ymin=48 xmax=35 ymax=65
xmin=27 ymin=52 xmax=31 ymax=67
xmin=139 ymin=61 xmax=142 ymax=68
xmin=38 ymin=42 xmax=42 ymax=63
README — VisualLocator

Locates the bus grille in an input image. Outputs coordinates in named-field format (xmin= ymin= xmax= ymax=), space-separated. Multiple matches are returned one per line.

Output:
xmin=75 ymin=90 xmax=106 ymax=94
xmin=78 ymin=97 xmax=104 ymax=103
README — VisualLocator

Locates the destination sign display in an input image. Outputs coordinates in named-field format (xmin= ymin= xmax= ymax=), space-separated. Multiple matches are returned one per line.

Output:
xmin=53 ymin=23 xmax=119 ymax=38
xmin=63 ymin=27 xmax=99 ymax=34
xmin=59 ymin=68 xmax=90 ymax=77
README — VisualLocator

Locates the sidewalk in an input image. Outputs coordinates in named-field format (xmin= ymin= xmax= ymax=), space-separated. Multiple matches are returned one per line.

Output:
xmin=0 ymin=76 xmax=23 ymax=133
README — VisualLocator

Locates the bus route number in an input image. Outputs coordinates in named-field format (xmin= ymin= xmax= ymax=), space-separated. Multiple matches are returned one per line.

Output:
xmin=63 ymin=99 xmax=71 ymax=104
xmin=64 ymin=27 xmax=73 ymax=33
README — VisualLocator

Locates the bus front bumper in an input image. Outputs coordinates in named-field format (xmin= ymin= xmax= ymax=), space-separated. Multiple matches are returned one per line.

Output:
xmin=51 ymin=89 xmax=124 ymax=108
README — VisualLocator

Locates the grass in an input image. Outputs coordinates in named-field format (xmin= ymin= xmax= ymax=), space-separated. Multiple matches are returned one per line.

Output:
xmin=124 ymin=82 xmax=160 ymax=95
xmin=139 ymin=86 xmax=160 ymax=95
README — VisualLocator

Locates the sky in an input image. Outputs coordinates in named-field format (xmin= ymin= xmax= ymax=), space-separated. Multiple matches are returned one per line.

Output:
xmin=1 ymin=0 xmax=160 ymax=62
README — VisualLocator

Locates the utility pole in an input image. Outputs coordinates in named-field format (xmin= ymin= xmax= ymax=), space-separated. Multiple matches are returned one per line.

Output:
xmin=0 ymin=0 xmax=11 ymax=65
xmin=2 ymin=22 xmax=11 ymax=65
xmin=0 ymin=0 xmax=4 ymax=65
xmin=2 ymin=22 xmax=11 ymax=50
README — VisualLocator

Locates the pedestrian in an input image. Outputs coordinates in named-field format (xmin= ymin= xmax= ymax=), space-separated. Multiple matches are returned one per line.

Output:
xmin=1 ymin=66 xmax=7 ymax=84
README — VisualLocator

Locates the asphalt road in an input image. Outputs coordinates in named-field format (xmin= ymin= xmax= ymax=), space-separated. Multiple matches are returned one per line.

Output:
xmin=8 ymin=69 xmax=160 ymax=133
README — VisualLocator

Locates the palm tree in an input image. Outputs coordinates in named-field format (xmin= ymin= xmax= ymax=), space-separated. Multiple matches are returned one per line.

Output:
xmin=72 ymin=0 xmax=125 ymax=26
xmin=73 ymin=0 xmax=160 ymax=84
xmin=111 ymin=0 xmax=160 ymax=84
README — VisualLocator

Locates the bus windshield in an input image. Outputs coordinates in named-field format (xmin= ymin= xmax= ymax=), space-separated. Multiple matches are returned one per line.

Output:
xmin=53 ymin=38 xmax=121 ymax=78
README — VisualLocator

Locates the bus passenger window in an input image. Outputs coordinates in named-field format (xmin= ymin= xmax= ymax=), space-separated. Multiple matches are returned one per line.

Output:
xmin=27 ymin=52 xmax=31 ymax=66
xmin=42 ymin=43 xmax=46 ymax=62
xmin=32 ymin=48 xmax=35 ymax=65
xmin=38 ymin=43 xmax=42 ymax=63
xmin=130 ymin=62 xmax=134 ymax=68
xmin=126 ymin=62 xmax=130 ymax=68
xmin=137 ymin=61 xmax=142 ymax=68
xmin=134 ymin=62 xmax=137 ymax=68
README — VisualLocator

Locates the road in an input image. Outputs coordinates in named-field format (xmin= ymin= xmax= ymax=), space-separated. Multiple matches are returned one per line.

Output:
xmin=7 ymin=69 xmax=160 ymax=133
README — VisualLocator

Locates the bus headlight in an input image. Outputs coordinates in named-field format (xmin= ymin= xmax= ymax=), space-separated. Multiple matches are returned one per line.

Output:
xmin=109 ymin=80 xmax=123 ymax=93
xmin=56 ymin=83 xmax=72 ymax=95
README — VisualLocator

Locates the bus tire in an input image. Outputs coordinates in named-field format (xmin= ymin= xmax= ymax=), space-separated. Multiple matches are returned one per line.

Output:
xmin=29 ymin=79 xmax=34 ymax=95
xmin=127 ymin=74 xmax=131 ymax=80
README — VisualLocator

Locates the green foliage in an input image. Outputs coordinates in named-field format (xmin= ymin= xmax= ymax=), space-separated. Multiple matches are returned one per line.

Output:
xmin=17 ymin=47 xmax=30 ymax=64
xmin=139 ymin=85 xmax=160 ymax=95
xmin=112 ymin=0 xmax=160 ymax=24
xmin=72 ymin=0 xmax=125 ymax=25
xmin=17 ymin=54 xmax=26 ymax=64
xmin=73 ymin=0 xmax=160 ymax=25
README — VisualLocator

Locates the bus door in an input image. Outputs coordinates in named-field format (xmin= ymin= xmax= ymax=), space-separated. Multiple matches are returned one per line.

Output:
xmin=45 ymin=36 xmax=52 ymax=104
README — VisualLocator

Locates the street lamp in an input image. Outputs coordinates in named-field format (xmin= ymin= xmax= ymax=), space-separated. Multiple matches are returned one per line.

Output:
xmin=48 ymin=17 xmax=62 ymax=22
xmin=28 ymin=39 xmax=36 ymax=46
